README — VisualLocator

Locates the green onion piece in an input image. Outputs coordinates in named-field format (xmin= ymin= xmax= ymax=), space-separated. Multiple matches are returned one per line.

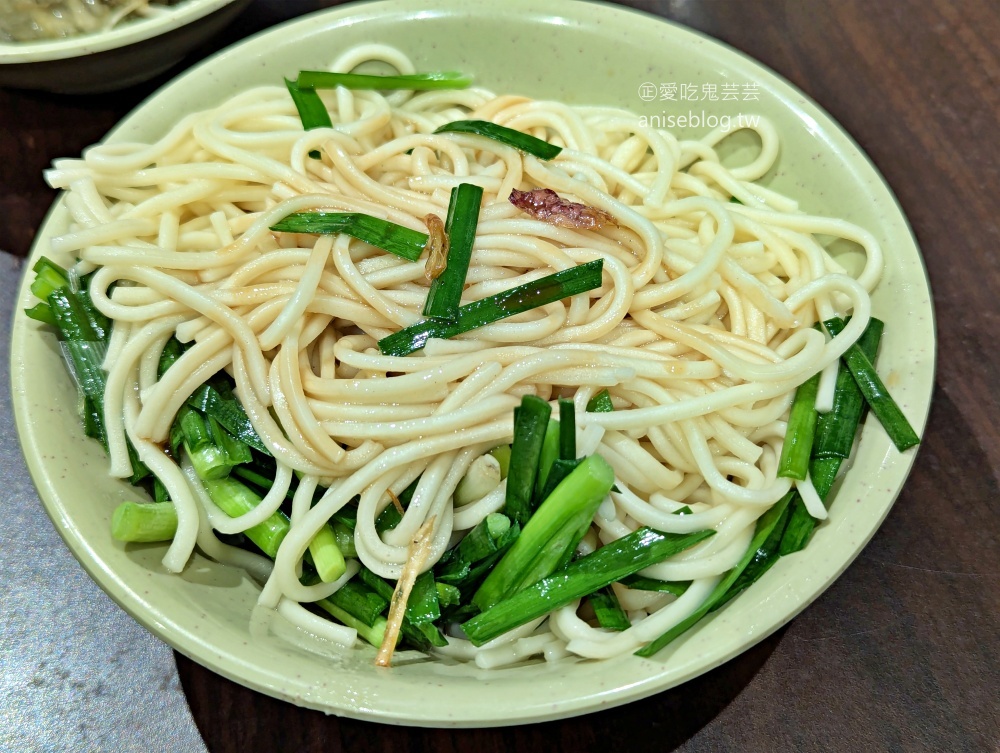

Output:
xmin=586 ymin=388 xmax=615 ymax=413
xmin=271 ymin=212 xmax=428 ymax=262
xmin=51 ymin=292 xmax=147 ymax=482
xmin=710 ymin=494 xmax=793 ymax=611
xmin=533 ymin=418 xmax=561 ymax=505
xmin=378 ymin=259 xmax=604 ymax=357
xmin=589 ymin=587 xmax=631 ymax=631
xmin=315 ymin=599 xmax=388 ymax=648
xmin=375 ymin=477 xmax=418 ymax=533
xmin=810 ymin=456 xmax=843 ymax=501
xmin=777 ymin=371 xmax=821 ymax=480
xmin=778 ymin=494 xmax=814 ymax=556
xmin=24 ymin=302 xmax=57 ymax=326
xmin=158 ymin=337 xmax=269 ymax=455
xmin=635 ymin=490 xmax=795 ymax=657
xmin=176 ymin=404 xmax=211 ymax=451
xmin=209 ymin=414 xmax=252 ymax=468
xmin=317 ymin=578 xmax=388 ymax=627
xmin=406 ymin=571 xmax=442 ymax=626
xmin=201 ymin=476 xmax=290 ymax=558
xmin=331 ymin=520 xmax=358 ymax=558
xmin=473 ymin=453 xmax=615 ymax=611
xmin=434 ymin=120 xmax=562 ymax=160
xmin=152 ymin=477 xmax=170 ymax=504
xmin=504 ymin=396 xmax=552 ymax=527
xmin=284 ymin=77 xmax=332 ymax=129
xmin=422 ymin=183 xmax=483 ymax=320
xmin=308 ymin=523 xmax=347 ymax=582
xmin=824 ymin=318 xmax=919 ymax=451
xmin=187 ymin=378 xmax=270 ymax=455
xmin=463 ymin=526 xmax=713 ymax=645
xmin=438 ymin=513 xmax=510 ymax=570
xmin=616 ymin=508 xmax=696 ymax=593
xmin=74 ymin=279 xmax=111 ymax=342
xmin=231 ymin=466 xmax=292 ymax=501
xmin=157 ymin=336 xmax=185 ymax=377
xmin=436 ymin=513 xmax=514 ymax=585
xmin=297 ymin=70 xmax=472 ymax=91
xmin=81 ymin=396 xmax=102 ymax=442
xmin=48 ymin=287 xmax=99 ymax=342
xmin=813 ymin=317 xmax=884 ymax=458
xmin=435 ymin=517 xmax=519 ymax=605
xmin=619 ymin=575 xmax=690 ymax=597
xmin=558 ymin=399 xmax=576 ymax=461
xmin=30 ymin=256 xmax=70 ymax=301
xmin=436 ymin=582 xmax=462 ymax=608
xmin=111 ymin=502 xmax=178 ymax=543
xmin=357 ymin=568 xmax=447 ymax=649
xmin=284 ymin=77 xmax=331 ymax=160
xmin=536 ymin=457 xmax=582 ymax=505
xmin=778 ymin=457 xmax=844 ymax=555
xmin=179 ymin=409 xmax=250 ymax=481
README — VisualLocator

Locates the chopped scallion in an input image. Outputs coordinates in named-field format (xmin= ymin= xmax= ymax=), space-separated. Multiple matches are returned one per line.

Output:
xmin=422 ymin=183 xmax=483 ymax=320
xmin=297 ymin=70 xmax=472 ymax=91
xmin=463 ymin=526 xmax=713 ymax=645
xmin=824 ymin=318 xmax=919 ymax=452
xmin=586 ymin=388 xmax=614 ymax=413
xmin=635 ymin=490 xmax=794 ymax=657
xmin=777 ymin=371 xmax=821 ymax=480
xmin=271 ymin=212 xmax=428 ymax=262
xmin=378 ymin=259 xmax=604 ymax=357
xmin=434 ymin=120 xmax=562 ymax=160
xmin=284 ymin=78 xmax=332 ymax=160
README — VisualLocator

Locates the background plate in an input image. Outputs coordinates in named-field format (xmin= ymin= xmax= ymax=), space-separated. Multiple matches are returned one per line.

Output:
xmin=10 ymin=0 xmax=934 ymax=727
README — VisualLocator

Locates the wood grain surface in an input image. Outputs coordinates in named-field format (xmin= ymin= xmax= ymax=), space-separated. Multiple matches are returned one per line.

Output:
xmin=3 ymin=1 xmax=998 ymax=751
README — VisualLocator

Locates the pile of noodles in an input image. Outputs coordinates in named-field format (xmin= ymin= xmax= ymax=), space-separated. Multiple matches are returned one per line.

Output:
xmin=43 ymin=44 xmax=881 ymax=667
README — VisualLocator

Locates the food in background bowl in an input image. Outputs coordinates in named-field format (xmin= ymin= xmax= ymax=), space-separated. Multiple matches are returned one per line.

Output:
xmin=0 ymin=0 xmax=249 ymax=93
xmin=0 ymin=0 xmax=181 ymax=42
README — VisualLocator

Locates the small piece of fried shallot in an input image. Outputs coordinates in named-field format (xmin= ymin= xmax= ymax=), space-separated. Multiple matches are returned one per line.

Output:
xmin=423 ymin=213 xmax=449 ymax=281
xmin=508 ymin=188 xmax=617 ymax=230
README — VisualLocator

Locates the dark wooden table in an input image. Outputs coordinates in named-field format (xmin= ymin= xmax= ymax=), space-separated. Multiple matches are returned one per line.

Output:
xmin=3 ymin=1 xmax=998 ymax=750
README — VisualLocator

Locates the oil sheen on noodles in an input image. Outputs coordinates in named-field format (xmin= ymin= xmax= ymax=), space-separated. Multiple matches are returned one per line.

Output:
xmin=44 ymin=44 xmax=881 ymax=667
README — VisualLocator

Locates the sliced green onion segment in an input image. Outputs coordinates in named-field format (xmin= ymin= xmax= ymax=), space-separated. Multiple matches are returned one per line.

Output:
xmin=586 ymin=389 xmax=615 ymax=413
xmin=635 ymin=490 xmax=794 ymax=657
xmin=434 ymin=120 xmax=562 ymax=160
xmin=422 ymin=183 xmax=484 ymax=320
xmin=463 ymin=526 xmax=713 ymax=645
xmin=777 ymin=371 xmax=820 ymax=480
xmin=284 ymin=78 xmax=333 ymax=129
xmin=813 ymin=317 xmax=884 ymax=458
xmin=284 ymin=78 xmax=332 ymax=159
xmin=379 ymin=259 xmax=604 ymax=356
xmin=271 ymin=212 xmax=428 ymax=262
xmin=297 ymin=70 xmax=472 ymax=90
xmin=824 ymin=318 xmax=920 ymax=452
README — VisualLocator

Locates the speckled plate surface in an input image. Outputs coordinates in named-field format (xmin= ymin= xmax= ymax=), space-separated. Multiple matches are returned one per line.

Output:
xmin=10 ymin=0 xmax=935 ymax=727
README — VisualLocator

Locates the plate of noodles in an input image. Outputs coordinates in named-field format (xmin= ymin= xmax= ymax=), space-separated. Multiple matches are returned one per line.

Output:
xmin=10 ymin=0 xmax=934 ymax=727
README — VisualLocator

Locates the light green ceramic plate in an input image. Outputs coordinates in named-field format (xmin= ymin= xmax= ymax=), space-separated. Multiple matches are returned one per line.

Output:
xmin=10 ymin=0 xmax=934 ymax=727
